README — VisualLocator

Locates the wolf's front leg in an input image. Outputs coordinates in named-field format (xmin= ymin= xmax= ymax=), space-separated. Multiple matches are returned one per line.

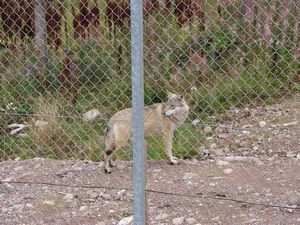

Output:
xmin=163 ymin=128 xmax=179 ymax=165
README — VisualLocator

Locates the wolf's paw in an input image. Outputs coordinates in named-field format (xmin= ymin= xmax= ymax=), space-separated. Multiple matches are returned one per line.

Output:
xmin=104 ymin=166 xmax=112 ymax=174
xmin=170 ymin=157 xmax=179 ymax=165
xmin=109 ymin=159 xmax=116 ymax=167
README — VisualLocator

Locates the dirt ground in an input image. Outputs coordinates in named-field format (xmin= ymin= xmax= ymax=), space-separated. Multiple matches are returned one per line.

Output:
xmin=1 ymin=96 xmax=300 ymax=225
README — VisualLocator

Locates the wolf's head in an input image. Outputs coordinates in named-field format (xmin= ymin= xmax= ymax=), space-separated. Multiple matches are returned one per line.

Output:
xmin=166 ymin=92 xmax=188 ymax=108
xmin=162 ymin=92 xmax=189 ymax=124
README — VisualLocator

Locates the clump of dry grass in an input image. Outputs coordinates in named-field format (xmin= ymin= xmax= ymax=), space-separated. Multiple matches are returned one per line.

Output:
xmin=30 ymin=96 xmax=74 ymax=157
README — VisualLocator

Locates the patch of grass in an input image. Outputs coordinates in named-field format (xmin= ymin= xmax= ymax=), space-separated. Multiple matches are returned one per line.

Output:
xmin=0 ymin=135 xmax=34 ymax=160
xmin=28 ymin=96 xmax=76 ymax=158
xmin=194 ymin=69 xmax=293 ymax=119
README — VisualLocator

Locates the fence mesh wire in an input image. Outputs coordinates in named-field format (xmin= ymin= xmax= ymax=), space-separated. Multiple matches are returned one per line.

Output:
xmin=0 ymin=0 xmax=300 ymax=224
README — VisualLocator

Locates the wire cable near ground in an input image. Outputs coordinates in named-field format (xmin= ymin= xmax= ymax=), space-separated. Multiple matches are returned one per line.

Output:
xmin=1 ymin=180 xmax=298 ymax=211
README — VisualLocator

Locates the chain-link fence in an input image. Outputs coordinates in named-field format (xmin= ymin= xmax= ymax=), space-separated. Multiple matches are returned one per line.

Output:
xmin=1 ymin=0 xmax=300 ymax=224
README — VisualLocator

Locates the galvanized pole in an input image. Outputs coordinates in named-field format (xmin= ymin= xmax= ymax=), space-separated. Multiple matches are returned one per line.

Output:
xmin=131 ymin=0 xmax=146 ymax=224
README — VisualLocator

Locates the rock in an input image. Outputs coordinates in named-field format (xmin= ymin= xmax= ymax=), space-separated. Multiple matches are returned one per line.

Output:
xmin=82 ymin=109 xmax=101 ymax=122
xmin=209 ymin=143 xmax=217 ymax=150
xmin=33 ymin=157 xmax=44 ymax=161
xmin=186 ymin=218 xmax=197 ymax=225
xmin=43 ymin=200 xmax=55 ymax=206
xmin=187 ymin=181 xmax=194 ymax=186
xmin=216 ymin=160 xmax=229 ymax=166
xmin=155 ymin=213 xmax=169 ymax=221
xmin=191 ymin=119 xmax=200 ymax=126
xmin=79 ymin=206 xmax=88 ymax=211
xmin=11 ymin=204 xmax=24 ymax=212
xmin=8 ymin=123 xmax=29 ymax=135
xmin=117 ymin=215 xmax=134 ymax=225
xmin=14 ymin=166 xmax=23 ymax=172
xmin=297 ymin=153 xmax=300 ymax=160
xmin=19 ymin=133 xmax=29 ymax=138
xmin=63 ymin=193 xmax=74 ymax=202
xmin=283 ymin=121 xmax=298 ymax=127
xmin=115 ymin=190 xmax=126 ymax=200
xmin=25 ymin=203 xmax=34 ymax=208
xmin=217 ymin=133 xmax=227 ymax=139
xmin=285 ymin=206 xmax=297 ymax=213
xmin=238 ymin=141 xmax=248 ymax=148
xmin=242 ymin=130 xmax=250 ymax=135
xmin=242 ymin=151 xmax=249 ymax=156
xmin=287 ymin=152 xmax=294 ymax=158
xmin=259 ymin=121 xmax=266 ymax=128
xmin=109 ymin=209 xmax=116 ymax=214
xmin=213 ymin=149 xmax=224 ymax=156
xmin=204 ymin=126 xmax=212 ymax=134
xmin=116 ymin=161 xmax=127 ymax=170
xmin=241 ymin=124 xmax=253 ymax=129
xmin=172 ymin=217 xmax=185 ymax=225
xmin=254 ymin=160 xmax=264 ymax=166
xmin=208 ymin=182 xmax=216 ymax=187
xmin=223 ymin=168 xmax=233 ymax=175
xmin=56 ymin=168 xmax=69 ymax=177
xmin=88 ymin=191 xmax=99 ymax=199
xmin=2 ymin=183 xmax=14 ymax=194
xmin=35 ymin=120 xmax=49 ymax=128
xmin=66 ymin=171 xmax=76 ymax=178
xmin=183 ymin=173 xmax=196 ymax=180
xmin=206 ymin=137 xmax=214 ymax=141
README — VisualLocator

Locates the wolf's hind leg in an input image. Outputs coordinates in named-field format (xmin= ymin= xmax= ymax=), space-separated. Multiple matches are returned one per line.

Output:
xmin=109 ymin=156 xmax=116 ymax=167
xmin=104 ymin=148 xmax=115 ymax=173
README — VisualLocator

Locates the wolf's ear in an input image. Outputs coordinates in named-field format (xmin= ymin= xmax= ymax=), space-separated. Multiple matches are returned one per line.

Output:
xmin=167 ymin=91 xmax=177 ymax=99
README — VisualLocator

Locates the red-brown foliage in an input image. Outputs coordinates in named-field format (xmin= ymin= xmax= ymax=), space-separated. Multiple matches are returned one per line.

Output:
xmin=174 ymin=0 xmax=193 ymax=26
xmin=106 ymin=0 xmax=130 ymax=37
xmin=174 ymin=0 xmax=204 ymax=26
xmin=74 ymin=0 xmax=100 ymax=40
xmin=73 ymin=0 xmax=88 ymax=40
xmin=58 ymin=50 xmax=80 ymax=104
xmin=189 ymin=49 xmax=208 ymax=84
xmin=19 ymin=0 xmax=35 ymax=40
xmin=164 ymin=0 xmax=172 ymax=16
xmin=87 ymin=3 xmax=100 ymax=38
xmin=144 ymin=0 xmax=159 ymax=16
xmin=1 ymin=0 xmax=21 ymax=39
xmin=88 ymin=3 xmax=100 ymax=28
xmin=45 ymin=3 xmax=62 ymax=49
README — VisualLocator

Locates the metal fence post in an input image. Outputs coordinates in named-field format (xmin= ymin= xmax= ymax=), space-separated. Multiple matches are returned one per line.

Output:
xmin=131 ymin=0 xmax=146 ymax=224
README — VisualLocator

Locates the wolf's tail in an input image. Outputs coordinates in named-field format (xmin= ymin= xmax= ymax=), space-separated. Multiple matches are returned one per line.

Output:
xmin=104 ymin=125 xmax=115 ymax=140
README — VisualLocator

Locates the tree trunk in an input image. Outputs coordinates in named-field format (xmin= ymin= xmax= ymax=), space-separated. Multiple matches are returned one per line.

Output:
xmin=34 ymin=0 xmax=47 ymax=84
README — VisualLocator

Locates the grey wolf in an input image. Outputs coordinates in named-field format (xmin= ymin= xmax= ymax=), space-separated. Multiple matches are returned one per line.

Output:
xmin=103 ymin=92 xmax=189 ymax=173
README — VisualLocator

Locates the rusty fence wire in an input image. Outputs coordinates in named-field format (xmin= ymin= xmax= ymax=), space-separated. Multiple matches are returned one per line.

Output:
xmin=0 ymin=0 xmax=300 ymax=224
